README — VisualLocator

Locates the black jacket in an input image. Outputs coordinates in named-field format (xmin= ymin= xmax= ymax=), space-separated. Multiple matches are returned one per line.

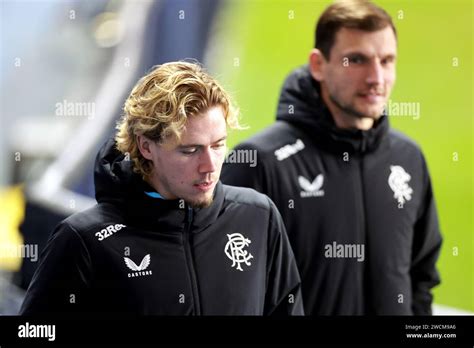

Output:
xmin=20 ymin=139 xmax=303 ymax=315
xmin=221 ymin=66 xmax=442 ymax=315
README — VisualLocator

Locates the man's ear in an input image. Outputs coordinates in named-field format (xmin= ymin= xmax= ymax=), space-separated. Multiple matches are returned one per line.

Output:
xmin=136 ymin=135 xmax=154 ymax=161
xmin=309 ymin=48 xmax=326 ymax=82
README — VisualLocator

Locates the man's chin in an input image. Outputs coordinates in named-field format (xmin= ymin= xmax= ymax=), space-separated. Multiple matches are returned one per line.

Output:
xmin=353 ymin=106 xmax=385 ymax=119
xmin=364 ymin=111 xmax=384 ymax=120
xmin=336 ymin=100 xmax=384 ymax=120
xmin=359 ymin=100 xmax=387 ymax=118
xmin=185 ymin=193 xmax=214 ymax=209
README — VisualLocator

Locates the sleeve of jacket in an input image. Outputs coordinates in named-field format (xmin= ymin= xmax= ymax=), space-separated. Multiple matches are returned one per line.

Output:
xmin=19 ymin=221 xmax=92 ymax=315
xmin=221 ymin=143 xmax=268 ymax=193
xmin=264 ymin=197 xmax=304 ymax=315
xmin=410 ymin=154 xmax=443 ymax=315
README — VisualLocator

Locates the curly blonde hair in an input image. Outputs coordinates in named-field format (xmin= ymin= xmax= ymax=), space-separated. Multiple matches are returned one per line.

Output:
xmin=116 ymin=61 xmax=241 ymax=179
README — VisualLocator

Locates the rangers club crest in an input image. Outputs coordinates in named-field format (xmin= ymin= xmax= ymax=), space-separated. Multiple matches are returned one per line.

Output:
xmin=388 ymin=165 xmax=413 ymax=205
xmin=225 ymin=233 xmax=253 ymax=271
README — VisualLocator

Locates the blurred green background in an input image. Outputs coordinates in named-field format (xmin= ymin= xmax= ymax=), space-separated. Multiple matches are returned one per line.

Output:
xmin=209 ymin=0 xmax=473 ymax=311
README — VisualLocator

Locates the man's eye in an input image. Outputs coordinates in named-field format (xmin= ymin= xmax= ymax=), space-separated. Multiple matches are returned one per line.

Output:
xmin=382 ymin=57 xmax=395 ymax=65
xmin=181 ymin=148 xmax=198 ymax=155
xmin=348 ymin=56 xmax=363 ymax=64
xmin=213 ymin=142 xmax=226 ymax=149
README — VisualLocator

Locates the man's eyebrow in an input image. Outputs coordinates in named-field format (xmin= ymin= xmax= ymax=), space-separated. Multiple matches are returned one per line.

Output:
xmin=382 ymin=53 xmax=397 ymax=59
xmin=343 ymin=51 xmax=367 ymax=56
xmin=178 ymin=136 xmax=227 ymax=148
xmin=344 ymin=51 xmax=397 ymax=59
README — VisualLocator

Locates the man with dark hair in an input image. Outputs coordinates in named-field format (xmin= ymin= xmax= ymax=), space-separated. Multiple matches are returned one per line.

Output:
xmin=222 ymin=0 xmax=442 ymax=315
xmin=20 ymin=61 xmax=303 ymax=315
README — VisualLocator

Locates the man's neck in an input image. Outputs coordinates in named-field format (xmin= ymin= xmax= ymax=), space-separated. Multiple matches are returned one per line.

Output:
xmin=144 ymin=176 xmax=170 ymax=200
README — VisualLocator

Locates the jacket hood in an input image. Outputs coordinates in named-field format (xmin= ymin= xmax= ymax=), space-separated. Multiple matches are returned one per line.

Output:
xmin=276 ymin=65 xmax=389 ymax=154
xmin=94 ymin=138 xmax=141 ymax=205
xmin=94 ymin=138 xmax=224 ymax=233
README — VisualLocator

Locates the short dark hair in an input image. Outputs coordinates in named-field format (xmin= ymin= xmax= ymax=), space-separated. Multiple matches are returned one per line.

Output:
xmin=315 ymin=0 xmax=397 ymax=59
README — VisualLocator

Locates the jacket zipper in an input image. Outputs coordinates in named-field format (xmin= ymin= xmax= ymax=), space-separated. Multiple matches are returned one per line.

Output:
xmin=183 ymin=205 xmax=201 ymax=315
xmin=358 ymin=133 xmax=371 ymax=314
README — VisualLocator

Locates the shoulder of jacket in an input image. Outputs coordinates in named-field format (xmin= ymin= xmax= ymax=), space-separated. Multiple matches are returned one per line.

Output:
xmin=387 ymin=129 xmax=424 ymax=156
xmin=222 ymin=184 xmax=273 ymax=212
xmin=235 ymin=121 xmax=307 ymax=162
xmin=60 ymin=203 xmax=123 ymax=237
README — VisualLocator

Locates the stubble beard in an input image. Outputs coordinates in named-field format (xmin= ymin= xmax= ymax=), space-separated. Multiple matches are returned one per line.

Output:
xmin=186 ymin=194 xmax=214 ymax=209
xmin=329 ymin=93 xmax=382 ymax=120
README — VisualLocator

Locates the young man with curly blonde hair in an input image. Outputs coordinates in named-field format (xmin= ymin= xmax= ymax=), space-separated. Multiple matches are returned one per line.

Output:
xmin=21 ymin=61 xmax=303 ymax=315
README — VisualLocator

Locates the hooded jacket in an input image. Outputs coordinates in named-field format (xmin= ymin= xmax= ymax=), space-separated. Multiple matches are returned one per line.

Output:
xmin=20 ymin=139 xmax=303 ymax=315
xmin=221 ymin=66 xmax=442 ymax=315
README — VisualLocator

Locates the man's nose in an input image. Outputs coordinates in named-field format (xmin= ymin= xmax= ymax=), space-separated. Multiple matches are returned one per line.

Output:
xmin=198 ymin=148 xmax=217 ymax=174
xmin=366 ymin=60 xmax=384 ymax=86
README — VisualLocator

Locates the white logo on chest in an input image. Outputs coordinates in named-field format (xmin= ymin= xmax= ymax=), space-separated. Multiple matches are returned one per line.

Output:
xmin=388 ymin=165 xmax=413 ymax=205
xmin=124 ymin=254 xmax=153 ymax=278
xmin=225 ymin=233 xmax=253 ymax=271
xmin=95 ymin=224 xmax=126 ymax=241
xmin=274 ymin=139 xmax=305 ymax=161
xmin=299 ymin=174 xmax=325 ymax=197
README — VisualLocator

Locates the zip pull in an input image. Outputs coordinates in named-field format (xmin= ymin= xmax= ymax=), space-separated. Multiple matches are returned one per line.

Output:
xmin=360 ymin=133 xmax=367 ymax=153
xmin=186 ymin=205 xmax=194 ymax=230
